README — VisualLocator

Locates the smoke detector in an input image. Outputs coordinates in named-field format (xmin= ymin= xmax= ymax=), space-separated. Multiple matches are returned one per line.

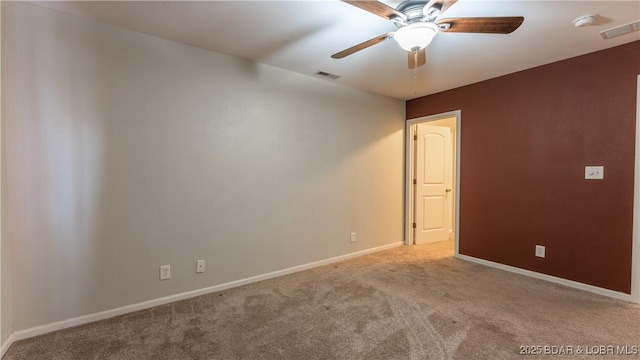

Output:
xmin=573 ymin=15 xmax=596 ymax=27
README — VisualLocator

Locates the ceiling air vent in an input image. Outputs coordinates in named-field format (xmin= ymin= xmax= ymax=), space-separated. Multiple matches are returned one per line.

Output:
xmin=314 ymin=71 xmax=341 ymax=80
xmin=600 ymin=20 xmax=640 ymax=39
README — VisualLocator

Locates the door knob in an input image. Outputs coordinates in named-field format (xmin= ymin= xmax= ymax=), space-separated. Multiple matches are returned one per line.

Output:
xmin=445 ymin=188 xmax=452 ymax=192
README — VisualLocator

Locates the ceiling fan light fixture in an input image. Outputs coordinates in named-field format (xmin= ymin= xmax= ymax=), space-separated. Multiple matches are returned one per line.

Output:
xmin=393 ymin=22 xmax=438 ymax=51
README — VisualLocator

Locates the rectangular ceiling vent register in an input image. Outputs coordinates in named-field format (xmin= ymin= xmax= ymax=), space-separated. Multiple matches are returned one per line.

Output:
xmin=600 ymin=20 xmax=640 ymax=39
xmin=314 ymin=71 xmax=341 ymax=80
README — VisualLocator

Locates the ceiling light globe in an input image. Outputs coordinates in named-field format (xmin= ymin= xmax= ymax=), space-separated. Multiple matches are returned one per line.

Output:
xmin=393 ymin=22 xmax=439 ymax=52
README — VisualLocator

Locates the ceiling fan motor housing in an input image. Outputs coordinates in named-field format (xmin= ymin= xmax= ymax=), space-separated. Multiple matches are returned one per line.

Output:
xmin=391 ymin=0 xmax=440 ymax=51
xmin=395 ymin=0 xmax=438 ymax=27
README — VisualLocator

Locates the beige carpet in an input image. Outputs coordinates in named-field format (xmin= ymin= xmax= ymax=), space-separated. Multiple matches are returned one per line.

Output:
xmin=4 ymin=240 xmax=640 ymax=359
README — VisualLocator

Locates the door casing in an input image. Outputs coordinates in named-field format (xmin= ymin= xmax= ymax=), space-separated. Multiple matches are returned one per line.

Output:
xmin=632 ymin=75 xmax=640 ymax=303
xmin=404 ymin=110 xmax=461 ymax=255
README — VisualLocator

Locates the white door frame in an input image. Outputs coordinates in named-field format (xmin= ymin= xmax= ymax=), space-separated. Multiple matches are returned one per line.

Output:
xmin=632 ymin=75 xmax=640 ymax=303
xmin=404 ymin=110 xmax=461 ymax=256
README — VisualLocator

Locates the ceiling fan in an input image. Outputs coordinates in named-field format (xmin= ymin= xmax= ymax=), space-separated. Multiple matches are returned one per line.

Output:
xmin=332 ymin=0 xmax=524 ymax=69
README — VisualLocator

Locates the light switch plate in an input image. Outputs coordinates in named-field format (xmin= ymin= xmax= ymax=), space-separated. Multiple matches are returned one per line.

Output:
xmin=585 ymin=166 xmax=604 ymax=180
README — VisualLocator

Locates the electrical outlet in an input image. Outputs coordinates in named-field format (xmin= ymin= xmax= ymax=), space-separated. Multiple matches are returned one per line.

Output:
xmin=535 ymin=245 xmax=545 ymax=258
xmin=196 ymin=260 xmax=205 ymax=273
xmin=585 ymin=166 xmax=604 ymax=179
xmin=350 ymin=232 xmax=356 ymax=243
xmin=160 ymin=265 xmax=171 ymax=280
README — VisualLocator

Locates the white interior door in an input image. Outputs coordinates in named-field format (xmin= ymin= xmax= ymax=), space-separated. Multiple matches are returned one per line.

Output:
xmin=415 ymin=124 xmax=453 ymax=244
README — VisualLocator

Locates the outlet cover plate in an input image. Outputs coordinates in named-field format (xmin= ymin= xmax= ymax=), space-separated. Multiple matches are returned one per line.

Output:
xmin=160 ymin=265 xmax=171 ymax=280
xmin=585 ymin=166 xmax=604 ymax=179
xmin=535 ymin=245 xmax=545 ymax=258
xmin=350 ymin=232 xmax=356 ymax=243
xmin=196 ymin=260 xmax=205 ymax=273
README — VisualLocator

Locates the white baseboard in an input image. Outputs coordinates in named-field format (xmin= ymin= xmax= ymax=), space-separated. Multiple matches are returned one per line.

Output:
xmin=456 ymin=254 xmax=637 ymax=303
xmin=1 ymin=334 xmax=14 ymax=359
xmin=9 ymin=242 xmax=403 ymax=344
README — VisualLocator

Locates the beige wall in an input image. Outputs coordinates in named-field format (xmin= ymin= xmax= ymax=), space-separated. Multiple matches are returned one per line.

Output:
xmin=3 ymin=2 xmax=404 ymax=332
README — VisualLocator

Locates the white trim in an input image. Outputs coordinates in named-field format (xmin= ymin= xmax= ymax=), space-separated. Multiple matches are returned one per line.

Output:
xmin=404 ymin=119 xmax=414 ymax=245
xmin=457 ymin=254 xmax=636 ymax=303
xmin=454 ymin=115 xmax=461 ymax=257
xmin=404 ymin=123 xmax=415 ymax=245
xmin=0 ymin=334 xmax=13 ymax=358
xmin=9 ymin=242 xmax=403 ymax=343
xmin=404 ymin=110 xmax=461 ymax=253
xmin=632 ymin=74 xmax=640 ymax=303
xmin=0 ymin=0 xmax=4 ymax=353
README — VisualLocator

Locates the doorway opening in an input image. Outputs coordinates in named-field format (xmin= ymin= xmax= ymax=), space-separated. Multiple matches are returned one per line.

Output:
xmin=405 ymin=111 xmax=460 ymax=255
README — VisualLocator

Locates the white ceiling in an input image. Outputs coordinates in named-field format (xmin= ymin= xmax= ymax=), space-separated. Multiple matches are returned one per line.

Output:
xmin=32 ymin=0 xmax=640 ymax=100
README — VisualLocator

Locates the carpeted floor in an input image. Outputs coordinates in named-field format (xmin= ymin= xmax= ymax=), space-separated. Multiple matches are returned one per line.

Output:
xmin=4 ymin=240 xmax=640 ymax=359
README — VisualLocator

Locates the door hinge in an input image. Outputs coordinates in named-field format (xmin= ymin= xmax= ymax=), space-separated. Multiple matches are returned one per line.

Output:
xmin=413 ymin=179 xmax=416 ymax=185
xmin=413 ymin=134 xmax=417 ymax=141
xmin=412 ymin=222 xmax=416 ymax=229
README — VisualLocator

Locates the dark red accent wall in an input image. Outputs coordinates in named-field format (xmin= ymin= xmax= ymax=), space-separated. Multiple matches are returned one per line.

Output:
xmin=407 ymin=41 xmax=640 ymax=294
